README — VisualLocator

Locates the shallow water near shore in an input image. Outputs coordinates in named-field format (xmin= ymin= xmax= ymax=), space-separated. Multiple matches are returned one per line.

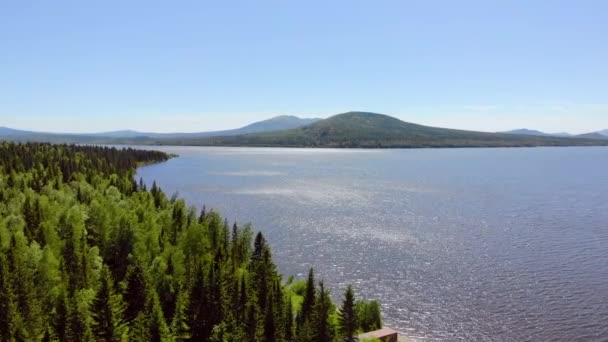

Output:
xmin=136 ymin=146 xmax=608 ymax=341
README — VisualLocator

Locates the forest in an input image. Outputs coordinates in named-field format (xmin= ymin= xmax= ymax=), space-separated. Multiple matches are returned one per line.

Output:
xmin=0 ymin=142 xmax=382 ymax=341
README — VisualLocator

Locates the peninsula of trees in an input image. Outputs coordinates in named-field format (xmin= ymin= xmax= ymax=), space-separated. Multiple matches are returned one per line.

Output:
xmin=0 ymin=142 xmax=381 ymax=341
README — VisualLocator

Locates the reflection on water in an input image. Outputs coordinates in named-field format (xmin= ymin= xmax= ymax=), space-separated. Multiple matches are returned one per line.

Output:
xmin=136 ymin=146 xmax=608 ymax=341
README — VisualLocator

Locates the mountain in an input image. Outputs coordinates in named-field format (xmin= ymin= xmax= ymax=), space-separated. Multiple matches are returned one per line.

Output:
xmin=502 ymin=129 xmax=574 ymax=138
xmin=2 ymin=112 xmax=607 ymax=147
xmin=142 ymin=115 xmax=321 ymax=138
xmin=551 ymin=132 xmax=573 ymax=137
xmin=230 ymin=115 xmax=321 ymax=134
xmin=177 ymin=112 xmax=608 ymax=148
xmin=576 ymin=132 xmax=608 ymax=140
xmin=502 ymin=129 xmax=551 ymax=136
xmin=92 ymin=130 xmax=158 ymax=138
xmin=0 ymin=115 xmax=321 ymax=142
xmin=169 ymin=115 xmax=321 ymax=138
xmin=596 ymin=129 xmax=608 ymax=137
xmin=0 ymin=127 xmax=36 ymax=136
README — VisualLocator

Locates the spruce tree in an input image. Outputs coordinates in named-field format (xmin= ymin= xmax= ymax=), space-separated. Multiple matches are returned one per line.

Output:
xmin=297 ymin=268 xmax=316 ymax=333
xmin=124 ymin=260 xmax=147 ymax=323
xmin=338 ymin=285 xmax=357 ymax=341
xmin=187 ymin=263 xmax=215 ymax=341
xmin=263 ymin=299 xmax=277 ymax=342
xmin=145 ymin=293 xmax=170 ymax=342
xmin=355 ymin=299 xmax=383 ymax=332
xmin=284 ymin=294 xmax=294 ymax=342
xmin=66 ymin=290 xmax=94 ymax=342
xmin=311 ymin=281 xmax=333 ymax=342
xmin=170 ymin=287 xmax=190 ymax=341
xmin=0 ymin=253 xmax=19 ymax=340
xmin=54 ymin=290 xmax=69 ymax=342
xmin=91 ymin=266 xmax=125 ymax=341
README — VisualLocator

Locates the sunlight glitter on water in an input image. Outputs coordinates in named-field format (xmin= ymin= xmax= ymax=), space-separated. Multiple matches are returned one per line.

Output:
xmin=136 ymin=146 xmax=608 ymax=341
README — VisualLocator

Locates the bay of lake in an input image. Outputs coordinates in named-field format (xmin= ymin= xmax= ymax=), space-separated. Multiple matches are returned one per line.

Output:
xmin=136 ymin=146 xmax=608 ymax=341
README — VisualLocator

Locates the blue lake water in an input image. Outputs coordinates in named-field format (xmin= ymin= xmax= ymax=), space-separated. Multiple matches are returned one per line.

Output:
xmin=136 ymin=146 xmax=608 ymax=341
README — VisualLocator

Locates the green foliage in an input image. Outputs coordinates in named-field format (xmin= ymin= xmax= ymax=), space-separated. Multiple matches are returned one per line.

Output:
xmin=161 ymin=112 xmax=608 ymax=148
xmin=311 ymin=281 xmax=334 ymax=342
xmin=0 ymin=142 xmax=382 ymax=341
xmin=123 ymin=258 xmax=148 ymax=323
xmin=338 ymin=285 xmax=357 ymax=341
xmin=355 ymin=299 xmax=383 ymax=332
xmin=5 ymin=112 xmax=608 ymax=148
xmin=91 ymin=266 xmax=125 ymax=341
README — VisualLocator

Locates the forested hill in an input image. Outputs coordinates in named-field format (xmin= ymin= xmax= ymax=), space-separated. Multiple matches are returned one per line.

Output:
xmin=180 ymin=112 xmax=608 ymax=148
xmin=4 ymin=112 xmax=608 ymax=148
xmin=0 ymin=142 xmax=381 ymax=341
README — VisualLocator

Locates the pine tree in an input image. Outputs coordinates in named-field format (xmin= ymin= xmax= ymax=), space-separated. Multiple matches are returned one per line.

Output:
xmin=170 ymin=287 xmax=190 ymax=341
xmin=54 ymin=290 xmax=70 ymax=342
xmin=0 ymin=253 xmax=20 ymax=340
xmin=284 ymin=294 xmax=294 ymax=342
xmin=22 ymin=196 xmax=41 ymax=242
xmin=8 ymin=232 xmax=42 ymax=338
xmin=105 ymin=218 xmax=135 ymax=283
xmin=311 ymin=281 xmax=333 ymax=342
xmin=124 ymin=260 xmax=147 ymax=323
xmin=91 ymin=266 xmax=125 ymax=341
xmin=263 ymin=299 xmax=276 ymax=342
xmin=66 ymin=290 xmax=94 ymax=342
xmin=128 ymin=313 xmax=149 ymax=342
xmin=338 ymin=285 xmax=357 ymax=341
xmin=355 ymin=299 xmax=383 ymax=332
xmin=198 ymin=206 xmax=206 ymax=224
xmin=244 ymin=302 xmax=257 ymax=342
xmin=187 ymin=263 xmax=216 ymax=341
xmin=145 ymin=293 xmax=170 ymax=342
xmin=237 ymin=274 xmax=248 ymax=322
xmin=252 ymin=232 xmax=266 ymax=263
xmin=157 ymin=265 xmax=177 ymax=325
xmin=297 ymin=268 xmax=316 ymax=334
xmin=138 ymin=178 xmax=146 ymax=192
xmin=171 ymin=201 xmax=186 ymax=245
xmin=208 ymin=260 xmax=223 ymax=331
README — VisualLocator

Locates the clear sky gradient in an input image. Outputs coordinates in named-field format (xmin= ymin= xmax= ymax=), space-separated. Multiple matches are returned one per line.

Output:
xmin=1 ymin=0 xmax=607 ymax=133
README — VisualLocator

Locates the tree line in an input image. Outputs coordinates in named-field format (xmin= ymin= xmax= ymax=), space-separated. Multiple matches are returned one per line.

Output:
xmin=0 ymin=142 xmax=382 ymax=341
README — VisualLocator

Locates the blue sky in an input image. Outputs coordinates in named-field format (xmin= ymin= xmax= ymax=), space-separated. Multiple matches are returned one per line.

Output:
xmin=1 ymin=0 xmax=606 ymax=133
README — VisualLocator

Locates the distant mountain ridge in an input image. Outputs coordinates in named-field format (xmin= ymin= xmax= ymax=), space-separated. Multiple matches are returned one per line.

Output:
xmin=216 ymin=115 xmax=321 ymax=136
xmin=503 ymin=128 xmax=608 ymax=139
xmin=0 ymin=115 xmax=321 ymax=142
xmin=91 ymin=115 xmax=321 ymax=138
xmin=576 ymin=132 xmax=608 ymax=140
xmin=179 ymin=112 xmax=608 ymax=148
xmin=502 ymin=129 xmax=574 ymax=138
xmin=0 ymin=127 xmax=37 ymax=136
xmin=502 ymin=129 xmax=552 ymax=136
xmin=597 ymin=129 xmax=608 ymax=137
xmin=2 ymin=112 xmax=608 ymax=148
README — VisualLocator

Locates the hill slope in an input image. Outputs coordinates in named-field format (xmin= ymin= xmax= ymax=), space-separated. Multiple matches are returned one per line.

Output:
xmin=0 ymin=115 xmax=320 ymax=142
xmin=150 ymin=115 xmax=321 ymax=138
xmin=501 ymin=129 xmax=551 ymax=136
xmin=177 ymin=112 xmax=608 ymax=148
xmin=596 ymin=129 xmax=608 ymax=137
xmin=0 ymin=127 xmax=37 ymax=136
xmin=576 ymin=132 xmax=608 ymax=140
xmin=232 ymin=115 xmax=321 ymax=134
xmin=2 ymin=112 xmax=607 ymax=148
xmin=93 ymin=115 xmax=320 ymax=138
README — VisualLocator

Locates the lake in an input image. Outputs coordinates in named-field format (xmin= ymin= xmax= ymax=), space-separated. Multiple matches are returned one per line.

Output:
xmin=136 ymin=146 xmax=608 ymax=341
